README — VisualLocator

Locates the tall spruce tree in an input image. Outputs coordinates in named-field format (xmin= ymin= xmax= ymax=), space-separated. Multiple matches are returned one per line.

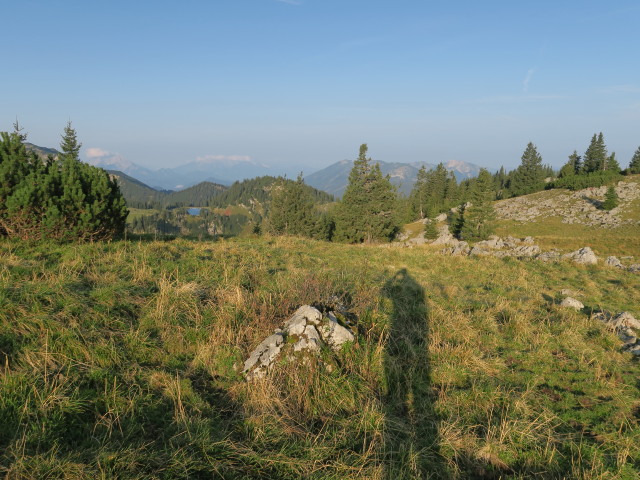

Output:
xmin=629 ymin=146 xmax=640 ymax=174
xmin=334 ymin=144 xmax=398 ymax=243
xmin=507 ymin=142 xmax=545 ymax=196
xmin=267 ymin=174 xmax=315 ymax=236
xmin=411 ymin=165 xmax=429 ymax=219
xmin=408 ymin=162 xmax=454 ymax=220
xmin=459 ymin=168 xmax=495 ymax=241
xmin=583 ymin=132 xmax=608 ymax=173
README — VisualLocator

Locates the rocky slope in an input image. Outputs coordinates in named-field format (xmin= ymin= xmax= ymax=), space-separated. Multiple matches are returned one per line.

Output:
xmin=494 ymin=179 xmax=640 ymax=228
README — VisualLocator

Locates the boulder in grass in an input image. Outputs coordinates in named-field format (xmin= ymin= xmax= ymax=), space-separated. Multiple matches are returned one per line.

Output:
xmin=243 ymin=305 xmax=355 ymax=381
xmin=605 ymin=256 xmax=624 ymax=269
xmin=560 ymin=297 xmax=584 ymax=310
xmin=563 ymin=247 xmax=598 ymax=265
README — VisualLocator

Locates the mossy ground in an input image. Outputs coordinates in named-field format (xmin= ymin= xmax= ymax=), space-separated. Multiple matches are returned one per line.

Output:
xmin=1 ymin=235 xmax=639 ymax=479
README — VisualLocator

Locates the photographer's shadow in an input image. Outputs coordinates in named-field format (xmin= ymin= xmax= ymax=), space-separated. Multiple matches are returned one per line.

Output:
xmin=382 ymin=269 xmax=447 ymax=479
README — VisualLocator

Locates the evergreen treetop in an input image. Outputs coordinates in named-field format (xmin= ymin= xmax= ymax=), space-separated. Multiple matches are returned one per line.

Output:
xmin=60 ymin=121 xmax=82 ymax=161
xmin=334 ymin=144 xmax=398 ymax=243
xmin=559 ymin=151 xmax=581 ymax=178
xmin=628 ymin=146 xmax=640 ymax=174
xmin=583 ymin=132 xmax=608 ymax=173
xmin=459 ymin=168 xmax=495 ymax=241
xmin=507 ymin=142 xmax=545 ymax=197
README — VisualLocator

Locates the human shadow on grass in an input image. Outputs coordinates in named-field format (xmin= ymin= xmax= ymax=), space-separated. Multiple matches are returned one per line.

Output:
xmin=382 ymin=269 xmax=448 ymax=479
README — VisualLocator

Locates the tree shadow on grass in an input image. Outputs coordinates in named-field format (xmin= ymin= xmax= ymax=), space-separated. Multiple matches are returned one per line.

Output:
xmin=382 ymin=269 xmax=448 ymax=479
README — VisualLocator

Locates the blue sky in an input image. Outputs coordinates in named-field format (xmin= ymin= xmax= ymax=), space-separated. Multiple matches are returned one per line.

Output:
xmin=2 ymin=0 xmax=639 ymax=174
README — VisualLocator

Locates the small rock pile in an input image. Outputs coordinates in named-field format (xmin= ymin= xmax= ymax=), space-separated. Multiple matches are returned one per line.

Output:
xmin=243 ymin=305 xmax=355 ymax=380
xmin=603 ymin=255 xmax=640 ymax=273
xmin=557 ymin=294 xmax=640 ymax=356
xmin=592 ymin=311 xmax=640 ymax=356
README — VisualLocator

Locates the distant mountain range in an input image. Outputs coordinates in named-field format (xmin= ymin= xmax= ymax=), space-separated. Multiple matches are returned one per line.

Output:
xmin=86 ymin=156 xmax=270 ymax=190
xmin=24 ymin=142 xmax=481 ymax=197
xmin=304 ymin=159 xmax=481 ymax=198
xmin=24 ymin=143 xmax=60 ymax=159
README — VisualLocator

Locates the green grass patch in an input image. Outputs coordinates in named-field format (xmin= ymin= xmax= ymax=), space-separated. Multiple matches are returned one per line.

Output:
xmin=0 ymin=236 xmax=639 ymax=478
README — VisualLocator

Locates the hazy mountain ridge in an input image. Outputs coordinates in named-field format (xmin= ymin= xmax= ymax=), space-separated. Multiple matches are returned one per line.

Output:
xmin=25 ymin=142 xmax=481 ymax=197
xmin=90 ymin=154 xmax=273 ymax=190
xmin=305 ymin=159 xmax=481 ymax=198
xmin=24 ymin=142 xmax=60 ymax=159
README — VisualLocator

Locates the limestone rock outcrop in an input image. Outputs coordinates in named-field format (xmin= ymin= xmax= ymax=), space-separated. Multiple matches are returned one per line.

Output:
xmin=243 ymin=305 xmax=355 ymax=380
xmin=494 ymin=180 xmax=640 ymax=228
xmin=562 ymin=247 xmax=598 ymax=265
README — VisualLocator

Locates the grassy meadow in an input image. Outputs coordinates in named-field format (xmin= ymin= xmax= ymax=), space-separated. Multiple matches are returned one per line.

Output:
xmin=1 ymin=233 xmax=639 ymax=479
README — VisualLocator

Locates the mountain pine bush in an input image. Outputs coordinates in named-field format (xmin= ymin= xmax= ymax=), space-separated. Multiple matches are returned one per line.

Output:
xmin=0 ymin=123 xmax=128 ymax=240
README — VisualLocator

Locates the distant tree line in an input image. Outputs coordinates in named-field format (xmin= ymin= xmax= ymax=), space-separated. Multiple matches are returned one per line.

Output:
xmin=208 ymin=176 xmax=334 ymax=209
xmin=129 ymin=208 xmax=250 ymax=238
xmin=0 ymin=122 xmax=128 ymax=241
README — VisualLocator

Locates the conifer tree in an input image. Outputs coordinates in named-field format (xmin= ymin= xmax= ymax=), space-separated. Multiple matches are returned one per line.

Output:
xmin=493 ymin=166 xmax=507 ymax=198
xmin=411 ymin=165 xmax=429 ymax=219
xmin=459 ymin=168 xmax=495 ymax=241
xmin=408 ymin=162 xmax=454 ymax=220
xmin=559 ymin=151 xmax=581 ymax=178
xmin=602 ymin=185 xmax=618 ymax=211
xmin=629 ymin=146 xmax=640 ymax=174
xmin=507 ymin=142 xmax=545 ymax=196
xmin=583 ymin=132 xmax=608 ymax=173
xmin=0 ymin=123 xmax=128 ymax=240
xmin=267 ymin=174 xmax=315 ymax=236
xmin=606 ymin=152 xmax=621 ymax=173
xmin=334 ymin=144 xmax=398 ymax=243
xmin=423 ymin=216 xmax=438 ymax=240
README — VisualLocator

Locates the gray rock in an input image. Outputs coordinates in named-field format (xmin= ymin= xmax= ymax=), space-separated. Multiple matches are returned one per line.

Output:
xmin=443 ymin=241 xmax=470 ymax=256
xmin=283 ymin=305 xmax=323 ymax=334
xmin=432 ymin=233 xmax=458 ymax=246
xmin=536 ymin=250 xmax=562 ymax=262
xmin=512 ymin=245 xmax=541 ymax=257
xmin=243 ymin=332 xmax=285 ymax=379
xmin=628 ymin=345 xmax=640 ymax=356
xmin=294 ymin=325 xmax=322 ymax=352
xmin=605 ymin=256 xmax=624 ymax=268
xmin=560 ymin=297 xmax=584 ymax=310
xmin=560 ymin=289 xmax=581 ymax=297
xmin=408 ymin=236 xmax=426 ymax=245
xmin=563 ymin=247 xmax=598 ymax=265
xmin=610 ymin=312 xmax=640 ymax=330
xmin=591 ymin=311 xmax=613 ymax=324
xmin=628 ymin=264 xmax=640 ymax=273
xmin=435 ymin=213 xmax=448 ymax=222
xmin=244 ymin=305 xmax=355 ymax=380
xmin=475 ymin=236 xmax=501 ymax=249
xmin=621 ymin=335 xmax=637 ymax=346
xmin=469 ymin=246 xmax=492 ymax=256
xmin=319 ymin=312 xmax=355 ymax=348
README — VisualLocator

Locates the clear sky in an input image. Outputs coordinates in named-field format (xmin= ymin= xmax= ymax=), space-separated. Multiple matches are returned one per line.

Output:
xmin=2 ymin=0 xmax=639 ymax=174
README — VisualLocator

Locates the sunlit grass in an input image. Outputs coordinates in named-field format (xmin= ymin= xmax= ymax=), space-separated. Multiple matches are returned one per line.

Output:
xmin=0 ymin=235 xmax=639 ymax=478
